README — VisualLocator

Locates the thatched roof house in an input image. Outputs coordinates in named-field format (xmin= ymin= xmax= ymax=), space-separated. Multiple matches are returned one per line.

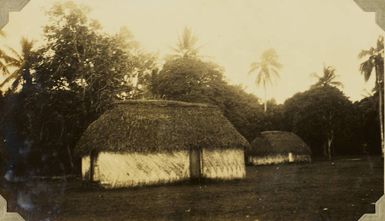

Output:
xmin=77 ymin=100 xmax=249 ymax=188
xmin=246 ymin=131 xmax=311 ymax=165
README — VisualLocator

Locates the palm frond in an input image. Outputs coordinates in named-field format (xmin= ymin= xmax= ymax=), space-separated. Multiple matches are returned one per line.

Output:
xmin=310 ymin=72 xmax=320 ymax=79
xmin=312 ymin=65 xmax=342 ymax=88
xmin=0 ymin=48 xmax=8 ymax=59
xmin=270 ymin=68 xmax=280 ymax=79
xmin=330 ymin=81 xmax=344 ymax=88
xmin=11 ymin=74 xmax=22 ymax=91
xmin=1 ymin=52 xmax=20 ymax=66
xmin=0 ymin=69 xmax=21 ymax=88
xmin=172 ymin=27 xmax=200 ymax=58
xmin=359 ymin=59 xmax=374 ymax=81
xmin=248 ymin=62 xmax=259 ymax=74
xmin=5 ymin=46 xmax=22 ymax=61
xmin=270 ymin=60 xmax=283 ymax=69
xmin=256 ymin=70 xmax=264 ymax=86
xmin=377 ymin=35 xmax=384 ymax=51
xmin=358 ymin=49 xmax=374 ymax=59
xmin=0 ymin=60 xmax=10 ymax=75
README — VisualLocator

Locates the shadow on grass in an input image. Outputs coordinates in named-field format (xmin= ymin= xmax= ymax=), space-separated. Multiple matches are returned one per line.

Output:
xmin=76 ymin=177 xmax=246 ymax=193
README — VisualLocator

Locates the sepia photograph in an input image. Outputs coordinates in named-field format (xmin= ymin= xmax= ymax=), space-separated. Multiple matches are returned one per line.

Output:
xmin=0 ymin=0 xmax=384 ymax=220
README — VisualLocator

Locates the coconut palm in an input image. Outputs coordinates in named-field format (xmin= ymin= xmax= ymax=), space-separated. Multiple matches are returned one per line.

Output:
xmin=249 ymin=48 xmax=282 ymax=112
xmin=171 ymin=27 xmax=200 ymax=59
xmin=0 ymin=37 xmax=34 ymax=91
xmin=358 ymin=35 xmax=384 ymax=155
xmin=311 ymin=66 xmax=343 ymax=88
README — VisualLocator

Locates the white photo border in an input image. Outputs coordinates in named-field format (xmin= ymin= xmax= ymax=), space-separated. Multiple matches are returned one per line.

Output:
xmin=0 ymin=0 xmax=384 ymax=220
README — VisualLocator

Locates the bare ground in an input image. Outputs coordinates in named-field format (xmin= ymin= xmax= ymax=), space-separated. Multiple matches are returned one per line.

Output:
xmin=1 ymin=156 xmax=383 ymax=221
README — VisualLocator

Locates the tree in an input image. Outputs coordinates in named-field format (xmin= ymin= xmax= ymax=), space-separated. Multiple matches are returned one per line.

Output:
xmin=0 ymin=1 xmax=156 ymax=175
xmin=261 ymin=100 xmax=286 ymax=132
xmin=284 ymin=86 xmax=358 ymax=160
xmin=35 ymin=1 xmax=155 ymax=116
xmin=249 ymin=48 xmax=282 ymax=112
xmin=0 ymin=37 xmax=37 ymax=176
xmin=311 ymin=66 xmax=343 ymax=89
xmin=0 ymin=38 xmax=34 ymax=91
xmin=170 ymin=27 xmax=200 ymax=59
xmin=149 ymin=29 xmax=269 ymax=141
xmin=358 ymin=35 xmax=384 ymax=155
xmin=149 ymin=56 xmax=266 ymax=141
xmin=112 ymin=26 xmax=157 ymax=99
xmin=355 ymin=94 xmax=382 ymax=154
xmin=149 ymin=57 xmax=225 ymax=103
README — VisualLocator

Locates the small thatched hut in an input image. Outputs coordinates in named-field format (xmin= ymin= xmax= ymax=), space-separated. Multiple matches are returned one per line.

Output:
xmin=76 ymin=100 xmax=249 ymax=188
xmin=247 ymin=131 xmax=311 ymax=165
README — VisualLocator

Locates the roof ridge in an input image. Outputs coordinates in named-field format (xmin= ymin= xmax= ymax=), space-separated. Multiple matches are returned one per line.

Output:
xmin=113 ymin=99 xmax=217 ymax=108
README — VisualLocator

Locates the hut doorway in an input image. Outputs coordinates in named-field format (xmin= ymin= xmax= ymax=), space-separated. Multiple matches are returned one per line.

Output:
xmin=89 ymin=151 xmax=98 ymax=182
xmin=189 ymin=147 xmax=202 ymax=179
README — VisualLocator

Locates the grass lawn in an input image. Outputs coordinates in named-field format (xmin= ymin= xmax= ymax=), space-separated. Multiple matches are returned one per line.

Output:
xmin=1 ymin=156 xmax=383 ymax=221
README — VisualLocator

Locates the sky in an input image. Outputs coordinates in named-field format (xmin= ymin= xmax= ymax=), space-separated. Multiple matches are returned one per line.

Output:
xmin=1 ymin=0 xmax=384 ymax=103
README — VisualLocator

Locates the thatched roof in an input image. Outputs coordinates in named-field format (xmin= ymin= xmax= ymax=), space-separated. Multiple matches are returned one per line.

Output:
xmin=247 ymin=131 xmax=311 ymax=156
xmin=76 ymin=100 xmax=250 ymax=156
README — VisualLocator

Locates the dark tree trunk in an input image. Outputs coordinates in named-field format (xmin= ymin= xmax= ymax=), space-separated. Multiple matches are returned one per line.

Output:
xmin=375 ymin=55 xmax=384 ymax=157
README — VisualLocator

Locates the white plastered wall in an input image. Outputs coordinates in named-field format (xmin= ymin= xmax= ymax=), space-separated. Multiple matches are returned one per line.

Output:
xmin=248 ymin=153 xmax=311 ymax=165
xmin=84 ymin=151 xmax=190 ymax=188
xmin=201 ymin=148 xmax=246 ymax=179
xmin=81 ymin=148 xmax=247 ymax=188
xmin=81 ymin=155 xmax=91 ymax=180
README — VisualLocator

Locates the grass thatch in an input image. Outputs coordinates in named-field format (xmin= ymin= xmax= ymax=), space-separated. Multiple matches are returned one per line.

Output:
xmin=76 ymin=100 xmax=250 ymax=156
xmin=247 ymin=131 xmax=311 ymax=156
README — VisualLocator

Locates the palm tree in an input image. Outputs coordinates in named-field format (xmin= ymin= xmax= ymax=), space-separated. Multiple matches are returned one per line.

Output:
xmin=310 ymin=66 xmax=342 ymax=161
xmin=170 ymin=27 xmax=200 ymax=59
xmin=358 ymin=35 xmax=384 ymax=156
xmin=249 ymin=48 xmax=282 ymax=112
xmin=311 ymin=66 xmax=343 ymax=88
xmin=0 ymin=37 xmax=34 ymax=91
xmin=0 ymin=31 xmax=10 ymax=77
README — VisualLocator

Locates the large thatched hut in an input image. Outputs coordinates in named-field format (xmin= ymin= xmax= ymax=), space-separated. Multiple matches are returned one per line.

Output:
xmin=76 ymin=100 xmax=249 ymax=188
xmin=246 ymin=131 xmax=311 ymax=165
